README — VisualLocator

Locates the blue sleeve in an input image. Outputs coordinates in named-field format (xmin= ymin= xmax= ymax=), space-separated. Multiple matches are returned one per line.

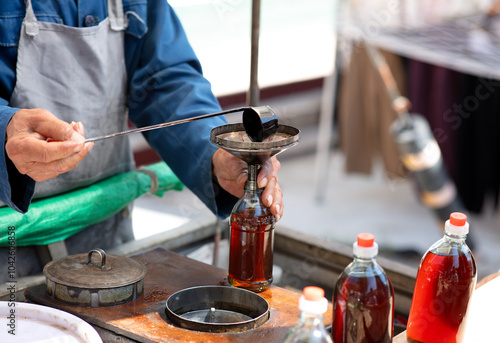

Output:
xmin=125 ymin=0 xmax=237 ymax=218
xmin=0 ymin=103 xmax=35 ymax=213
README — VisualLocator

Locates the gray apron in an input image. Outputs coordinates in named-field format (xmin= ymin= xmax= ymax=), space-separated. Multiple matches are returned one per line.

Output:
xmin=0 ymin=0 xmax=136 ymax=276
xmin=10 ymin=0 xmax=134 ymax=199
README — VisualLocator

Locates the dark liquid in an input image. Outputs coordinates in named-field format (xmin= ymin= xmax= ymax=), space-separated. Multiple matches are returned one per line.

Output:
xmin=406 ymin=251 xmax=476 ymax=343
xmin=332 ymin=270 xmax=394 ymax=343
xmin=228 ymin=213 xmax=274 ymax=292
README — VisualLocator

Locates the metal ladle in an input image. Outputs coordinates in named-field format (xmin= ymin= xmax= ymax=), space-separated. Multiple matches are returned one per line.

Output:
xmin=242 ymin=106 xmax=278 ymax=142
xmin=84 ymin=105 xmax=278 ymax=143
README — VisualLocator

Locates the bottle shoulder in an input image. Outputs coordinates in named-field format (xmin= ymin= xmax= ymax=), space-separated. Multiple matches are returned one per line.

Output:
xmin=342 ymin=259 xmax=388 ymax=277
xmin=336 ymin=259 xmax=394 ymax=297
xmin=232 ymin=193 xmax=272 ymax=217
xmin=233 ymin=186 xmax=272 ymax=211
xmin=427 ymin=236 xmax=476 ymax=267
xmin=428 ymin=237 xmax=474 ymax=257
xmin=283 ymin=316 xmax=332 ymax=343
xmin=420 ymin=245 xmax=477 ymax=277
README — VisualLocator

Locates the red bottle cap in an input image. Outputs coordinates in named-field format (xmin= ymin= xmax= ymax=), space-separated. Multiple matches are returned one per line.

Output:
xmin=303 ymin=286 xmax=324 ymax=301
xmin=357 ymin=233 xmax=375 ymax=247
xmin=300 ymin=286 xmax=328 ymax=314
xmin=450 ymin=212 xmax=467 ymax=226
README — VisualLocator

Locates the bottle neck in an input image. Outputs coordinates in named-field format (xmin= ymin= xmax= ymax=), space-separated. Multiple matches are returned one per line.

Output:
xmin=353 ymin=254 xmax=377 ymax=264
xmin=245 ymin=164 xmax=261 ymax=192
xmin=444 ymin=230 xmax=466 ymax=244
xmin=352 ymin=242 xmax=378 ymax=261
xmin=298 ymin=311 xmax=326 ymax=326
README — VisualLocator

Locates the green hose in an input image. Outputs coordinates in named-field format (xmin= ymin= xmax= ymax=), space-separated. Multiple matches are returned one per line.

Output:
xmin=0 ymin=162 xmax=183 ymax=247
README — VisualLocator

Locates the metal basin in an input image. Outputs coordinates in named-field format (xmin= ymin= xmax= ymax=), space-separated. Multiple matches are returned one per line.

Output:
xmin=165 ymin=286 xmax=270 ymax=333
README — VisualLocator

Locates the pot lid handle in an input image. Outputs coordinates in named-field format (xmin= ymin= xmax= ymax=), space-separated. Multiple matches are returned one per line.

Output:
xmin=87 ymin=249 xmax=106 ymax=268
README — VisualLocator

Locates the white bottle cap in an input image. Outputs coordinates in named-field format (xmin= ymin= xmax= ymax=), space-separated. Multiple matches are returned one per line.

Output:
xmin=444 ymin=212 xmax=469 ymax=236
xmin=353 ymin=233 xmax=378 ymax=259
xmin=298 ymin=286 xmax=328 ymax=315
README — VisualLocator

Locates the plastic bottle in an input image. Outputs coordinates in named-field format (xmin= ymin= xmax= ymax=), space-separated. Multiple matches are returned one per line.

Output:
xmin=283 ymin=286 xmax=333 ymax=343
xmin=406 ymin=212 xmax=477 ymax=343
xmin=332 ymin=233 xmax=394 ymax=343
xmin=228 ymin=164 xmax=274 ymax=292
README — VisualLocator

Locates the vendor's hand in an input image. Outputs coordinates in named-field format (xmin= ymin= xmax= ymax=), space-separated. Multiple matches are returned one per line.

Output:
xmin=5 ymin=108 xmax=94 ymax=182
xmin=212 ymin=148 xmax=283 ymax=221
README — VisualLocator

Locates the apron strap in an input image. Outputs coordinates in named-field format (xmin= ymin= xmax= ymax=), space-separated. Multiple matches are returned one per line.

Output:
xmin=24 ymin=0 xmax=39 ymax=36
xmin=108 ymin=0 xmax=128 ymax=31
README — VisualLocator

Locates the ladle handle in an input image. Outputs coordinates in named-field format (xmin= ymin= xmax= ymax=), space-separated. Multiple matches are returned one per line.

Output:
xmin=84 ymin=107 xmax=249 ymax=143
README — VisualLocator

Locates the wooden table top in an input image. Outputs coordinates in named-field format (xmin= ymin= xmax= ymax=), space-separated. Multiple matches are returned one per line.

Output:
xmin=25 ymin=248 xmax=333 ymax=343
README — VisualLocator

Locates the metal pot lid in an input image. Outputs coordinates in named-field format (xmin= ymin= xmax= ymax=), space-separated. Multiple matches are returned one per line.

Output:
xmin=43 ymin=249 xmax=147 ymax=289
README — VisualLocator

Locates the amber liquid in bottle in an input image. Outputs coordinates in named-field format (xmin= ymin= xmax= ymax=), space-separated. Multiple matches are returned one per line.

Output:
xmin=406 ymin=252 xmax=476 ymax=343
xmin=228 ymin=164 xmax=275 ymax=292
xmin=332 ymin=267 xmax=394 ymax=343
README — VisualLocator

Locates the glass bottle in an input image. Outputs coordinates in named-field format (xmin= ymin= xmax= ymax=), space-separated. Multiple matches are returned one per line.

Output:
xmin=332 ymin=233 xmax=394 ymax=343
xmin=283 ymin=286 xmax=333 ymax=343
xmin=406 ymin=212 xmax=477 ymax=343
xmin=228 ymin=164 xmax=274 ymax=292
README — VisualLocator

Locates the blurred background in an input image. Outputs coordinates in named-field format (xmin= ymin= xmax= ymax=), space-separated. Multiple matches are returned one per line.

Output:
xmin=130 ymin=0 xmax=500 ymax=296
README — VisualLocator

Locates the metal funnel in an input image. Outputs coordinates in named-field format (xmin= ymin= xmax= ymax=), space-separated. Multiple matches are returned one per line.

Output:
xmin=210 ymin=123 xmax=300 ymax=165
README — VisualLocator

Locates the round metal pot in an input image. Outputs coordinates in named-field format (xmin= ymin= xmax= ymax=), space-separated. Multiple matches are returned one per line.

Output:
xmin=43 ymin=249 xmax=146 ymax=307
xmin=165 ymin=285 xmax=270 ymax=333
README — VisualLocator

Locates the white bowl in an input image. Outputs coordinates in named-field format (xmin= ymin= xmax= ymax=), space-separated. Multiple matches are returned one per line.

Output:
xmin=0 ymin=301 xmax=102 ymax=342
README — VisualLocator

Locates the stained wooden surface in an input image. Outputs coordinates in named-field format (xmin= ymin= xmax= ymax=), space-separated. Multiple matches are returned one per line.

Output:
xmin=26 ymin=248 xmax=332 ymax=342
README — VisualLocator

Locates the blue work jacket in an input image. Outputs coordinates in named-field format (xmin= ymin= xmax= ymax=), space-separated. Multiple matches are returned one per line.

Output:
xmin=0 ymin=0 xmax=236 ymax=217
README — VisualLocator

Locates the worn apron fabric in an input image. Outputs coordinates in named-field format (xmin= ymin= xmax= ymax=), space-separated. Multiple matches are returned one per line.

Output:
xmin=10 ymin=0 xmax=134 ymax=198
xmin=0 ymin=0 xmax=135 ymax=282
